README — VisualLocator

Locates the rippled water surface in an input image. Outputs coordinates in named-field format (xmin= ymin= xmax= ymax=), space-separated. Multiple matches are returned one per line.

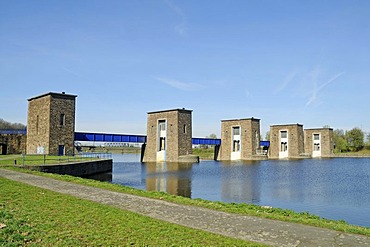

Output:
xmin=100 ymin=154 xmax=370 ymax=227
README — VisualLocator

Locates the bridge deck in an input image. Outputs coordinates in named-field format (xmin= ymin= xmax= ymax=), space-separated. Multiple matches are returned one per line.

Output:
xmin=74 ymin=132 xmax=222 ymax=146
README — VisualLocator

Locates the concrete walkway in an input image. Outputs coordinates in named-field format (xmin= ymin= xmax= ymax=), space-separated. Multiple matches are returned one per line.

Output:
xmin=0 ymin=155 xmax=20 ymax=161
xmin=1 ymin=169 xmax=369 ymax=247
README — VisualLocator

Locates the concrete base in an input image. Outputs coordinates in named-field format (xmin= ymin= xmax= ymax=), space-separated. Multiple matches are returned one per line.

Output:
xmin=178 ymin=155 xmax=200 ymax=163
xmin=251 ymin=155 xmax=268 ymax=160
xmin=23 ymin=159 xmax=112 ymax=177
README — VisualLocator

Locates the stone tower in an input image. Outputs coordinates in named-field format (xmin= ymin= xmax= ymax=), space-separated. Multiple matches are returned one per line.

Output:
xmin=304 ymin=128 xmax=334 ymax=158
xmin=26 ymin=92 xmax=77 ymax=155
xmin=218 ymin=118 xmax=261 ymax=161
xmin=269 ymin=124 xmax=304 ymax=159
xmin=142 ymin=109 xmax=194 ymax=162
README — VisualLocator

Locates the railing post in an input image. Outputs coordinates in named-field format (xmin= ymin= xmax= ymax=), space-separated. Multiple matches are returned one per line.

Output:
xmin=43 ymin=154 xmax=46 ymax=165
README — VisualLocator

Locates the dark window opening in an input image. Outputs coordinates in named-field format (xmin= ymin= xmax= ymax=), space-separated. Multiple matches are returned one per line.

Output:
xmin=158 ymin=120 xmax=166 ymax=131
xmin=58 ymin=145 xmax=65 ymax=156
xmin=233 ymin=140 xmax=240 ymax=152
xmin=60 ymin=114 xmax=65 ymax=126
xmin=281 ymin=131 xmax=287 ymax=139
xmin=232 ymin=126 xmax=240 ymax=135
xmin=36 ymin=115 xmax=39 ymax=134
xmin=314 ymin=143 xmax=320 ymax=151
xmin=159 ymin=137 xmax=166 ymax=151
xmin=281 ymin=142 xmax=288 ymax=152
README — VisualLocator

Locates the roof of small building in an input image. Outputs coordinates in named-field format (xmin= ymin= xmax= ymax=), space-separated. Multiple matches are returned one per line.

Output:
xmin=28 ymin=92 xmax=77 ymax=101
xmin=221 ymin=117 xmax=260 ymax=122
xmin=270 ymin=123 xmax=303 ymax=127
xmin=147 ymin=108 xmax=193 ymax=114
xmin=305 ymin=127 xmax=333 ymax=131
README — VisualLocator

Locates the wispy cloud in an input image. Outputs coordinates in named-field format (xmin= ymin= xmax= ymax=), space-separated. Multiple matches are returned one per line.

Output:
xmin=62 ymin=67 xmax=82 ymax=78
xmin=164 ymin=0 xmax=187 ymax=36
xmin=306 ymin=68 xmax=345 ymax=107
xmin=154 ymin=76 xmax=205 ymax=91
xmin=275 ymin=71 xmax=298 ymax=94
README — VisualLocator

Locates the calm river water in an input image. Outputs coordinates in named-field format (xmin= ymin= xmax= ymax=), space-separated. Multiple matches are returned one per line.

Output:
xmin=91 ymin=154 xmax=370 ymax=227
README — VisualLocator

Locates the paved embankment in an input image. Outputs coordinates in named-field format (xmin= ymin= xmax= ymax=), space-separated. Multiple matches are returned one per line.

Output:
xmin=1 ymin=169 xmax=369 ymax=247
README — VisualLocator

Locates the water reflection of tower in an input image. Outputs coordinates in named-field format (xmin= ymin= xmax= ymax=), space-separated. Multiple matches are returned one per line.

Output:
xmin=144 ymin=162 xmax=193 ymax=198
xmin=220 ymin=161 xmax=261 ymax=204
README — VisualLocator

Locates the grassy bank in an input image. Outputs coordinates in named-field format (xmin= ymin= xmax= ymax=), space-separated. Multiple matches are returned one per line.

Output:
xmin=0 ymin=177 xmax=260 ymax=246
xmin=192 ymin=147 xmax=215 ymax=160
xmin=2 ymin=166 xmax=369 ymax=237
xmin=0 ymin=154 xmax=103 ymax=166
xmin=334 ymin=148 xmax=370 ymax=157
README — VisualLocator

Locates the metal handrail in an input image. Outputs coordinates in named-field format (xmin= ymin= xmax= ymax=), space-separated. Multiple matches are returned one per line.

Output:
xmin=17 ymin=153 xmax=112 ymax=166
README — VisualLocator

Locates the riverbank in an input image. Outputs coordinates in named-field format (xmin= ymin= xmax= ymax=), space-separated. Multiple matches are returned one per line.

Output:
xmin=3 ymin=166 xmax=370 ymax=233
xmin=1 ymin=168 xmax=370 ymax=246
xmin=0 ymin=172 xmax=256 ymax=246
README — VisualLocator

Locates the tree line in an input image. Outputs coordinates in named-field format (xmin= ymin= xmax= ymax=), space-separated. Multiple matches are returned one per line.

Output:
xmin=0 ymin=118 xmax=26 ymax=130
xmin=333 ymin=127 xmax=369 ymax=153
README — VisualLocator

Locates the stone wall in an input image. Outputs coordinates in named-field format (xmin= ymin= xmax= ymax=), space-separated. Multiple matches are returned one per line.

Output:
xmin=0 ymin=134 xmax=27 ymax=154
xmin=24 ymin=159 xmax=112 ymax=176
xmin=142 ymin=109 xmax=193 ymax=162
xmin=269 ymin=124 xmax=305 ymax=159
xmin=219 ymin=118 xmax=261 ymax=160
xmin=26 ymin=92 xmax=76 ymax=155
xmin=304 ymin=128 xmax=334 ymax=157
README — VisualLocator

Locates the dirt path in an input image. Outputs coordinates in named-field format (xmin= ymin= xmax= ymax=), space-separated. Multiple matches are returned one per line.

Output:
xmin=1 ymin=168 xmax=369 ymax=246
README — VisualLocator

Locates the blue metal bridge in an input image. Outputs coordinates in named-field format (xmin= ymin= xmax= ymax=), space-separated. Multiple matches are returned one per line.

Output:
xmin=74 ymin=132 xmax=269 ymax=147
xmin=74 ymin=132 xmax=147 ymax=144
xmin=74 ymin=132 xmax=222 ymax=146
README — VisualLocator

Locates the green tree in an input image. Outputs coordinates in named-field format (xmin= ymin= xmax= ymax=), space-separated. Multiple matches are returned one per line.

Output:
xmin=346 ymin=127 xmax=364 ymax=152
xmin=207 ymin=133 xmax=217 ymax=139
xmin=333 ymin=129 xmax=347 ymax=153
xmin=366 ymin=132 xmax=370 ymax=150
xmin=265 ymin=131 xmax=270 ymax=141
xmin=0 ymin=118 xmax=26 ymax=129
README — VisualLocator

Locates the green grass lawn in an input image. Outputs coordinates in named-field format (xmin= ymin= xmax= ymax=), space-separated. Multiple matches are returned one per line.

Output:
xmin=0 ymin=177 xmax=262 ymax=246
xmin=334 ymin=148 xmax=370 ymax=156
xmin=0 ymin=154 xmax=103 ymax=166
xmin=3 ymin=166 xmax=369 ymax=237
xmin=192 ymin=148 xmax=215 ymax=160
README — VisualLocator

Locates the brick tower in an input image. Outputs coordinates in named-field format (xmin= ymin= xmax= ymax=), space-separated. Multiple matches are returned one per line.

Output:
xmin=304 ymin=128 xmax=334 ymax=158
xmin=142 ymin=109 xmax=193 ymax=162
xmin=218 ymin=118 xmax=261 ymax=161
xmin=26 ymin=92 xmax=77 ymax=155
xmin=269 ymin=124 xmax=304 ymax=159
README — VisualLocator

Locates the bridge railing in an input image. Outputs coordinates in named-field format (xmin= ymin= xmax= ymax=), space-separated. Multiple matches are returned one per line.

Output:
xmin=0 ymin=129 xmax=27 ymax=135
xmin=11 ymin=153 xmax=112 ymax=166
xmin=192 ymin=138 xmax=221 ymax=145
xmin=75 ymin=132 xmax=223 ymax=146
xmin=75 ymin=132 xmax=147 ymax=143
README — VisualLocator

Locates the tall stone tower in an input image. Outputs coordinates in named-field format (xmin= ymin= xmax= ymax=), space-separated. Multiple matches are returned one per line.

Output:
xmin=304 ymin=128 xmax=334 ymax=158
xmin=26 ymin=92 xmax=77 ymax=155
xmin=218 ymin=118 xmax=261 ymax=161
xmin=142 ymin=108 xmax=193 ymax=162
xmin=269 ymin=124 xmax=304 ymax=159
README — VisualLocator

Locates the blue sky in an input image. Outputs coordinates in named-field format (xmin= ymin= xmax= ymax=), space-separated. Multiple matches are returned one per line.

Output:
xmin=1 ymin=0 xmax=369 ymax=138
